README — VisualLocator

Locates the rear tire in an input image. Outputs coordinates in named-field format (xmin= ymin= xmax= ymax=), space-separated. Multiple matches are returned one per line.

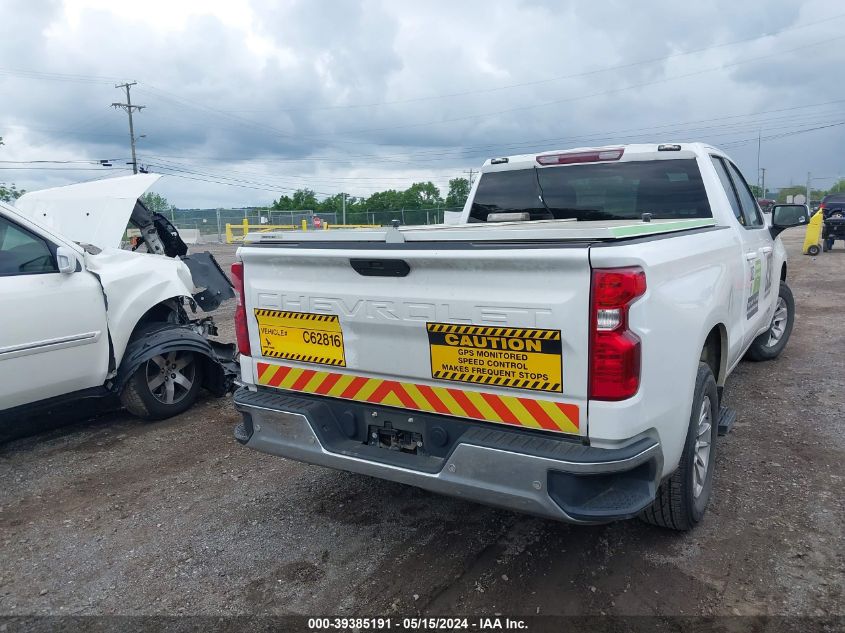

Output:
xmin=120 ymin=350 xmax=203 ymax=420
xmin=639 ymin=363 xmax=718 ymax=531
xmin=807 ymin=244 xmax=821 ymax=256
xmin=744 ymin=282 xmax=795 ymax=362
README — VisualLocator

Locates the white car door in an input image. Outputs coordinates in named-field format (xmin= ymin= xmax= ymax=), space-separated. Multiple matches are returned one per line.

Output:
xmin=722 ymin=160 xmax=776 ymax=348
xmin=709 ymin=155 xmax=756 ymax=365
xmin=0 ymin=213 xmax=111 ymax=411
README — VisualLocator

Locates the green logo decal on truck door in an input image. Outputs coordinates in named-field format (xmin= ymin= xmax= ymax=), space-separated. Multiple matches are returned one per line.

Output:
xmin=746 ymin=258 xmax=762 ymax=319
xmin=764 ymin=251 xmax=774 ymax=297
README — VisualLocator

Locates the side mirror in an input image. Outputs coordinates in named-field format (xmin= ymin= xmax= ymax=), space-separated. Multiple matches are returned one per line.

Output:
xmin=56 ymin=246 xmax=78 ymax=274
xmin=770 ymin=204 xmax=808 ymax=239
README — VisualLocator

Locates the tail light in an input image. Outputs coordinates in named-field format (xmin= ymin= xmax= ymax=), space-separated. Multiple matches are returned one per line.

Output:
xmin=230 ymin=261 xmax=251 ymax=356
xmin=589 ymin=267 xmax=646 ymax=400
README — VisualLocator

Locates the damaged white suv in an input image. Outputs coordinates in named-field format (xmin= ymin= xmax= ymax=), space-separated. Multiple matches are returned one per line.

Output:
xmin=0 ymin=174 xmax=236 ymax=427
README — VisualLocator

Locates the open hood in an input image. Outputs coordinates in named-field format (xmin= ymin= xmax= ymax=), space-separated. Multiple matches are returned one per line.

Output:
xmin=14 ymin=174 xmax=162 ymax=250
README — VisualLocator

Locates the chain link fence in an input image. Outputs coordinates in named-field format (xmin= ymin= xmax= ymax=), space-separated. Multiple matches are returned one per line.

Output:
xmin=169 ymin=206 xmax=464 ymax=243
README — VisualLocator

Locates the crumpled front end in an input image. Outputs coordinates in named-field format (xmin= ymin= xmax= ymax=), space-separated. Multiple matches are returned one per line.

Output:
xmin=82 ymin=247 xmax=236 ymax=385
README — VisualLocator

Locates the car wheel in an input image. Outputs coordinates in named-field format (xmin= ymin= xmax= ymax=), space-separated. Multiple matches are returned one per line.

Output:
xmin=640 ymin=362 xmax=718 ymax=531
xmin=120 ymin=350 xmax=204 ymax=420
xmin=744 ymin=282 xmax=795 ymax=362
xmin=807 ymin=244 xmax=821 ymax=256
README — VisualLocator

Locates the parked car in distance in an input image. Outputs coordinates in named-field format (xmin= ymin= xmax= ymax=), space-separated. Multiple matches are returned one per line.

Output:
xmin=231 ymin=143 xmax=807 ymax=531
xmin=818 ymin=192 xmax=845 ymax=218
xmin=1 ymin=175 xmax=236 ymax=430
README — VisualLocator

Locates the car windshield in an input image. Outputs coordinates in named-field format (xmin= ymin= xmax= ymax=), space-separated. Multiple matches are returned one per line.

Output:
xmin=469 ymin=158 xmax=711 ymax=222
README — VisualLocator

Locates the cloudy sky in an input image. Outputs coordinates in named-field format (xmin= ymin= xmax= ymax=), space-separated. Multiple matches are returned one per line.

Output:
xmin=1 ymin=0 xmax=843 ymax=208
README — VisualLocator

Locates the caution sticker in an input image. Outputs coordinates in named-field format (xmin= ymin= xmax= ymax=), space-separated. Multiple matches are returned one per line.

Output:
xmin=255 ymin=309 xmax=346 ymax=366
xmin=427 ymin=323 xmax=562 ymax=392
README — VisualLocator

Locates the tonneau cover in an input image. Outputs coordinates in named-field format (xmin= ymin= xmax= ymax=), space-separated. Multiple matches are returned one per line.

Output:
xmin=244 ymin=218 xmax=716 ymax=244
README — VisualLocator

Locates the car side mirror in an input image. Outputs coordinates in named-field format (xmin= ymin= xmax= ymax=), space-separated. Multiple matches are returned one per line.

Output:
xmin=770 ymin=204 xmax=808 ymax=239
xmin=56 ymin=246 xmax=78 ymax=274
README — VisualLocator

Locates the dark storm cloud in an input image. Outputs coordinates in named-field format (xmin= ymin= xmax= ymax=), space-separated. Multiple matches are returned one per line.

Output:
xmin=1 ymin=0 xmax=843 ymax=207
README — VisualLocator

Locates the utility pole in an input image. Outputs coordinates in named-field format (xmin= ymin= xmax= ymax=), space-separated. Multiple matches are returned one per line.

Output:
xmin=760 ymin=168 xmax=766 ymax=199
xmin=463 ymin=169 xmax=476 ymax=186
xmin=806 ymin=172 xmax=812 ymax=207
xmin=111 ymin=82 xmax=145 ymax=174
xmin=756 ymin=129 xmax=762 ymax=191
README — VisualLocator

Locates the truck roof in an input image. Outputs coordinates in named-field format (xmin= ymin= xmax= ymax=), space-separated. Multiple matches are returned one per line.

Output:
xmin=481 ymin=142 xmax=723 ymax=171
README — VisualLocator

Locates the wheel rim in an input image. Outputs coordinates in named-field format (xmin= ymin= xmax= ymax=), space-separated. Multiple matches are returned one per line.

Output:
xmin=766 ymin=297 xmax=789 ymax=348
xmin=693 ymin=395 xmax=712 ymax=499
xmin=145 ymin=351 xmax=196 ymax=405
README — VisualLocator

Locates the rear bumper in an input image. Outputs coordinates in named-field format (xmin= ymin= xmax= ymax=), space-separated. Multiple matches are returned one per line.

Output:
xmin=234 ymin=387 xmax=663 ymax=523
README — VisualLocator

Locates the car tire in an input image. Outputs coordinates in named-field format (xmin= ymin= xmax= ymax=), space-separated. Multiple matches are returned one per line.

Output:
xmin=807 ymin=244 xmax=821 ymax=256
xmin=744 ymin=282 xmax=795 ymax=362
xmin=120 ymin=350 xmax=204 ymax=421
xmin=639 ymin=362 xmax=719 ymax=531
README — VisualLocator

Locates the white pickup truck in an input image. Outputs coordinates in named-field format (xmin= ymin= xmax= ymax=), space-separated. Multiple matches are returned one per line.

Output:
xmin=231 ymin=143 xmax=807 ymax=530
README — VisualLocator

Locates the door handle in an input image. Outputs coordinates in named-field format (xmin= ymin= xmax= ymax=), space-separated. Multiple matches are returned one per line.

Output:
xmin=761 ymin=246 xmax=773 ymax=254
xmin=349 ymin=258 xmax=410 ymax=277
xmin=745 ymin=252 xmax=757 ymax=260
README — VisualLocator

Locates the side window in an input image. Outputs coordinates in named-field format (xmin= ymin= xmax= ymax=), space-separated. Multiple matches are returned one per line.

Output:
xmin=726 ymin=162 xmax=764 ymax=228
xmin=0 ymin=216 xmax=57 ymax=276
xmin=710 ymin=156 xmax=744 ymax=225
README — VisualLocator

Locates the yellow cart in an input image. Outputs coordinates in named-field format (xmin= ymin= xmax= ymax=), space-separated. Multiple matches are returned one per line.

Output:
xmin=803 ymin=210 xmax=824 ymax=255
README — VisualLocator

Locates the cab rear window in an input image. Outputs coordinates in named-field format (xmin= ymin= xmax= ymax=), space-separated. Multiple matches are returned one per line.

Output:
xmin=470 ymin=159 xmax=711 ymax=222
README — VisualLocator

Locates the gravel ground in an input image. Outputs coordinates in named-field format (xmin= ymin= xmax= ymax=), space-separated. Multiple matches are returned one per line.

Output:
xmin=0 ymin=231 xmax=842 ymax=618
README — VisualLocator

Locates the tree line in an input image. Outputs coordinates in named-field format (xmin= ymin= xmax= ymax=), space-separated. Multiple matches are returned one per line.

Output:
xmin=269 ymin=177 xmax=471 ymax=225
xmin=751 ymin=180 xmax=845 ymax=203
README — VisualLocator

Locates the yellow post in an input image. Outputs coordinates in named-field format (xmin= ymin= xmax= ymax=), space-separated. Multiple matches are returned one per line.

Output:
xmin=301 ymin=219 xmax=308 ymax=231
xmin=225 ymin=223 xmax=233 ymax=244
xmin=242 ymin=217 xmax=249 ymax=240
xmin=803 ymin=210 xmax=824 ymax=255
xmin=323 ymin=221 xmax=329 ymax=230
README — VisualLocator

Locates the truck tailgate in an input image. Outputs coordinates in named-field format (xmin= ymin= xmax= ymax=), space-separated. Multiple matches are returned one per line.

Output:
xmin=239 ymin=244 xmax=591 ymax=436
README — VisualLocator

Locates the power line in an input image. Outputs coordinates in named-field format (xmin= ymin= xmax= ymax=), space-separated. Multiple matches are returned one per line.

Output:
xmin=0 ymin=159 xmax=128 ymax=165
xmin=0 ymin=166 xmax=124 ymax=171
xmin=133 ymin=96 xmax=845 ymax=169
xmin=137 ymin=106 xmax=845 ymax=173
xmin=0 ymin=68 xmax=121 ymax=84
xmin=720 ymin=120 xmax=845 ymax=148
xmin=349 ymin=35 xmax=845 ymax=135
xmin=140 ymin=118 xmax=845 ymax=197
xmin=127 ymin=111 xmax=845 ymax=196
xmin=134 ymin=32 xmax=845 ymax=148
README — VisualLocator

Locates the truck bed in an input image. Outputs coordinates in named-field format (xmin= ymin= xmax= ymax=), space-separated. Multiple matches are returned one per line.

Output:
xmin=244 ymin=218 xmax=716 ymax=245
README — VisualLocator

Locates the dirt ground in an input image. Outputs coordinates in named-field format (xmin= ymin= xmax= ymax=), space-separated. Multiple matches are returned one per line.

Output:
xmin=0 ymin=231 xmax=842 ymax=618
